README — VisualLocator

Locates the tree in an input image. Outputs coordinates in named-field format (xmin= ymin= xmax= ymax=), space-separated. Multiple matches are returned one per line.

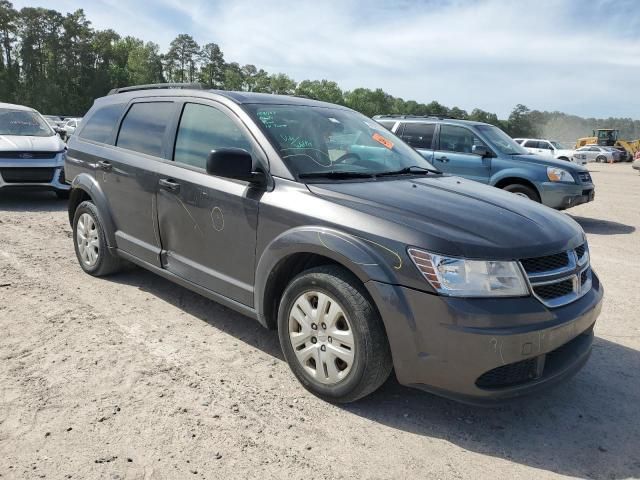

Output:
xmin=343 ymin=88 xmax=394 ymax=117
xmin=269 ymin=73 xmax=296 ymax=95
xmin=295 ymin=79 xmax=343 ymax=103
xmin=507 ymin=104 xmax=538 ymax=138
xmin=166 ymin=33 xmax=199 ymax=83
xmin=199 ymin=42 xmax=224 ymax=88
xmin=223 ymin=61 xmax=244 ymax=90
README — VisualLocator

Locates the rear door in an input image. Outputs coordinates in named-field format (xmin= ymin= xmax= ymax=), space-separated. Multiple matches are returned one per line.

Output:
xmin=96 ymin=99 xmax=178 ymax=266
xmin=154 ymin=100 xmax=263 ymax=306
xmin=397 ymin=122 xmax=436 ymax=162
xmin=433 ymin=124 xmax=491 ymax=183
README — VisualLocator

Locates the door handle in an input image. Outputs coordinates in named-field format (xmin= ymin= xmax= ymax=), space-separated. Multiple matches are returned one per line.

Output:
xmin=436 ymin=156 xmax=450 ymax=163
xmin=159 ymin=178 xmax=181 ymax=192
xmin=97 ymin=160 xmax=112 ymax=171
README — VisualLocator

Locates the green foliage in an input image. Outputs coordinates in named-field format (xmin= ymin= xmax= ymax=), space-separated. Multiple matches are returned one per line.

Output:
xmin=0 ymin=0 xmax=638 ymax=142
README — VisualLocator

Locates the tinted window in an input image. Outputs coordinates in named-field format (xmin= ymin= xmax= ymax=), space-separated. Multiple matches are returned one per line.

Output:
xmin=539 ymin=142 xmax=552 ymax=150
xmin=376 ymin=120 xmax=396 ymax=131
xmin=439 ymin=125 xmax=486 ymax=154
xmin=589 ymin=146 xmax=600 ymax=152
xmin=79 ymin=103 xmax=125 ymax=144
xmin=513 ymin=139 xmax=524 ymax=144
xmin=400 ymin=123 xmax=435 ymax=149
xmin=523 ymin=140 xmax=538 ymax=148
xmin=174 ymin=103 xmax=251 ymax=169
xmin=116 ymin=102 xmax=174 ymax=157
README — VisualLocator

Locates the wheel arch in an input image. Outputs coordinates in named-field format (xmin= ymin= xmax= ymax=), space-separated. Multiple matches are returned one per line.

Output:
xmin=493 ymin=175 xmax=540 ymax=197
xmin=254 ymin=227 xmax=401 ymax=330
xmin=68 ymin=173 xmax=117 ymax=247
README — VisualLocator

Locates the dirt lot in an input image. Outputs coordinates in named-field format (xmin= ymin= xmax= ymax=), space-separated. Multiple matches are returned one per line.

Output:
xmin=0 ymin=163 xmax=639 ymax=480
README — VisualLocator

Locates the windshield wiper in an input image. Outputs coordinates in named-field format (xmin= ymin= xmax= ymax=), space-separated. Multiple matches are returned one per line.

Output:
xmin=298 ymin=171 xmax=374 ymax=180
xmin=375 ymin=165 xmax=440 ymax=177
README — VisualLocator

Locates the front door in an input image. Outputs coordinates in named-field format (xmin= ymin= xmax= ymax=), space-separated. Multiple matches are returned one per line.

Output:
xmin=433 ymin=124 xmax=491 ymax=183
xmin=155 ymin=101 xmax=263 ymax=306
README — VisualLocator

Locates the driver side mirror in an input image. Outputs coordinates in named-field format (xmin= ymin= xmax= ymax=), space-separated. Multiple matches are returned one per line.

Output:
xmin=472 ymin=145 xmax=491 ymax=158
xmin=206 ymin=148 xmax=266 ymax=185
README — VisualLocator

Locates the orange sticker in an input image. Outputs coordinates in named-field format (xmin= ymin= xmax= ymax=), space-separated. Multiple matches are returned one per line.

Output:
xmin=372 ymin=133 xmax=394 ymax=149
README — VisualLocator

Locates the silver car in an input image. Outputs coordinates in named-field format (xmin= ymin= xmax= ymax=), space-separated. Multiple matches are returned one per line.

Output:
xmin=0 ymin=102 xmax=69 ymax=198
xmin=574 ymin=145 xmax=620 ymax=163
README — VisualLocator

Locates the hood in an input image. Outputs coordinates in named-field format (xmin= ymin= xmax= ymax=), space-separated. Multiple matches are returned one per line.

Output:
xmin=513 ymin=154 xmax=587 ymax=171
xmin=0 ymin=134 xmax=65 ymax=152
xmin=556 ymin=148 xmax=575 ymax=156
xmin=307 ymin=175 xmax=584 ymax=260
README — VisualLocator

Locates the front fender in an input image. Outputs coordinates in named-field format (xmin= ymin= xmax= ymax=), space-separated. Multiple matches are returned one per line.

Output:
xmin=490 ymin=167 xmax=541 ymax=187
xmin=254 ymin=226 xmax=405 ymax=326
xmin=70 ymin=173 xmax=117 ymax=247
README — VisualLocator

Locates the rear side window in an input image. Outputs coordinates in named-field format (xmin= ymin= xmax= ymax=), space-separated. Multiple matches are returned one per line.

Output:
xmin=376 ymin=120 xmax=396 ymax=131
xmin=79 ymin=103 xmax=125 ymax=144
xmin=173 ymin=103 xmax=251 ymax=169
xmin=116 ymin=102 xmax=174 ymax=157
xmin=439 ymin=125 xmax=486 ymax=154
xmin=523 ymin=140 xmax=538 ymax=148
xmin=400 ymin=123 xmax=435 ymax=149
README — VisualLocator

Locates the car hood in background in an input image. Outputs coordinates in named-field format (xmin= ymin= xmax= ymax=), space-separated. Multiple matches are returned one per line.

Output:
xmin=0 ymin=134 xmax=65 ymax=152
xmin=511 ymin=154 xmax=588 ymax=171
xmin=308 ymin=175 xmax=584 ymax=259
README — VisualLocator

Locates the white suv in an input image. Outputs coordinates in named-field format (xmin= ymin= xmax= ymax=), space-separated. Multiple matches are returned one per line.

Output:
xmin=513 ymin=138 xmax=584 ymax=165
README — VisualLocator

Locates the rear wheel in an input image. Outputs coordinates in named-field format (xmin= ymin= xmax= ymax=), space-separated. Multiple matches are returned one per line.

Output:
xmin=595 ymin=155 xmax=607 ymax=163
xmin=503 ymin=183 xmax=540 ymax=202
xmin=278 ymin=265 xmax=392 ymax=403
xmin=72 ymin=201 xmax=122 ymax=276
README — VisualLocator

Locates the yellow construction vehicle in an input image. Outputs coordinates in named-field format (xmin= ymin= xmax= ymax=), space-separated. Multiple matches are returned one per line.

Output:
xmin=575 ymin=129 xmax=640 ymax=162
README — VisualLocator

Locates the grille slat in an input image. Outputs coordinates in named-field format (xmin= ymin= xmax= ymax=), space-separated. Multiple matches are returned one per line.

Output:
xmin=521 ymin=252 xmax=569 ymax=273
xmin=0 ymin=151 xmax=59 ymax=159
xmin=476 ymin=358 xmax=538 ymax=388
xmin=533 ymin=279 xmax=574 ymax=300
xmin=578 ymin=172 xmax=592 ymax=183
xmin=0 ymin=167 xmax=55 ymax=183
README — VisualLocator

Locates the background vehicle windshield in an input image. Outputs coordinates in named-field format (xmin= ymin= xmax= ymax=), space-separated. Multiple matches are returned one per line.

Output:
xmin=0 ymin=109 xmax=54 ymax=137
xmin=246 ymin=104 xmax=438 ymax=177
xmin=475 ymin=124 xmax=528 ymax=155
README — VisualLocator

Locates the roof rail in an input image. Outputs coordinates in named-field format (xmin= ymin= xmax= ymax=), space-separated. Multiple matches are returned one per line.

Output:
xmin=107 ymin=83 xmax=204 ymax=95
xmin=373 ymin=113 xmax=459 ymax=120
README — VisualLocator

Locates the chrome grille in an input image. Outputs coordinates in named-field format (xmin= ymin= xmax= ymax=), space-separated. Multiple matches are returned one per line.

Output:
xmin=578 ymin=172 xmax=592 ymax=183
xmin=521 ymin=243 xmax=591 ymax=308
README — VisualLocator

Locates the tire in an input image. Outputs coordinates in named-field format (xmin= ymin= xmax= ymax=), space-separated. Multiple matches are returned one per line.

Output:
xmin=277 ymin=265 xmax=392 ymax=403
xmin=72 ymin=201 xmax=122 ymax=276
xmin=595 ymin=155 xmax=607 ymax=163
xmin=503 ymin=183 xmax=541 ymax=202
xmin=557 ymin=157 xmax=570 ymax=162
xmin=55 ymin=189 xmax=70 ymax=200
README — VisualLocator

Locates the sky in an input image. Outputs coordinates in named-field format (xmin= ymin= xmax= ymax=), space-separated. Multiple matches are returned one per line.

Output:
xmin=12 ymin=0 xmax=640 ymax=119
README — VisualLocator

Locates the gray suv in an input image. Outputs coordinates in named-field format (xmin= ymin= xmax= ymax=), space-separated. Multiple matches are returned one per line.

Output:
xmin=65 ymin=85 xmax=603 ymax=404
xmin=374 ymin=116 xmax=595 ymax=209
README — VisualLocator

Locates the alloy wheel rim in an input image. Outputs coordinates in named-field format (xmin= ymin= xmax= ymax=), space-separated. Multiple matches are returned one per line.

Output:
xmin=76 ymin=213 xmax=99 ymax=267
xmin=288 ymin=290 xmax=355 ymax=385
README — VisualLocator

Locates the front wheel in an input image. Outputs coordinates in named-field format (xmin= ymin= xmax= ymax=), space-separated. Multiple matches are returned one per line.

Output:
xmin=503 ymin=183 xmax=541 ymax=202
xmin=278 ymin=265 xmax=392 ymax=403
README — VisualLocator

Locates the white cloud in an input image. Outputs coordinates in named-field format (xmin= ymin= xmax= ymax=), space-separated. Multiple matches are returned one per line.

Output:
xmin=11 ymin=0 xmax=640 ymax=118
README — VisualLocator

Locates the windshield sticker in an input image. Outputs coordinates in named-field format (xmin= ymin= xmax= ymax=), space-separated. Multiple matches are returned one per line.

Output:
xmin=372 ymin=133 xmax=394 ymax=150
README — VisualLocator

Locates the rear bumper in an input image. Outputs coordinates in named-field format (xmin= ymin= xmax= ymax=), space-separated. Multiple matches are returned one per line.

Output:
xmin=539 ymin=182 xmax=594 ymax=209
xmin=366 ymin=272 xmax=603 ymax=405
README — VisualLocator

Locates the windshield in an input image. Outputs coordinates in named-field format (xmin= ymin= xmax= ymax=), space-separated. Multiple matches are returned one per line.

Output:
xmin=0 ymin=109 xmax=54 ymax=137
xmin=246 ymin=104 xmax=438 ymax=179
xmin=475 ymin=125 xmax=528 ymax=155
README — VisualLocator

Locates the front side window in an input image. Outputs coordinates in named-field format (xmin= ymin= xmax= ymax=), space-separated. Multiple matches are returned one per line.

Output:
xmin=400 ymin=123 xmax=435 ymax=149
xmin=475 ymin=125 xmax=528 ymax=155
xmin=0 ymin=109 xmax=54 ymax=137
xmin=80 ymin=103 xmax=126 ymax=144
xmin=246 ymin=104 xmax=437 ymax=178
xmin=116 ymin=102 xmax=174 ymax=157
xmin=439 ymin=125 xmax=486 ymax=154
xmin=174 ymin=103 xmax=252 ymax=169
xmin=376 ymin=120 xmax=396 ymax=131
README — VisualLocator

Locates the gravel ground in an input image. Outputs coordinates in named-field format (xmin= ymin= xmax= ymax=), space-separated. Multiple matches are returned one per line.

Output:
xmin=1 ymin=163 xmax=639 ymax=480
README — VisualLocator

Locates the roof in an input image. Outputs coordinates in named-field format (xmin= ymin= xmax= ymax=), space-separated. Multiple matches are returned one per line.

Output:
xmin=374 ymin=115 xmax=490 ymax=127
xmin=99 ymin=85 xmax=350 ymax=110
xmin=0 ymin=102 xmax=37 ymax=112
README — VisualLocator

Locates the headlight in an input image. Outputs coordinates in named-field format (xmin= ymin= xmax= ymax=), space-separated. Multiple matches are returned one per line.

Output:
xmin=407 ymin=248 xmax=529 ymax=297
xmin=547 ymin=167 xmax=575 ymax=183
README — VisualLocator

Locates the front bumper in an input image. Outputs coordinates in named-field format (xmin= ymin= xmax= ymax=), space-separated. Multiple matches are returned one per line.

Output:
xmin=0 ymin=156 xmax=69 ymax=192
xmin=366 ymin=271 xmax=603 ymax=405
xmin=539 ymin=181 xmax=594 ymax=209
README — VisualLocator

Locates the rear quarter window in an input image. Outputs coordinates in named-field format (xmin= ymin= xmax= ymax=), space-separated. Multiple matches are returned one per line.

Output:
xmin=78 ymin=103 xmax=126 ymax=144
xmin=116 ymin=102 xmax=175 ymax=157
